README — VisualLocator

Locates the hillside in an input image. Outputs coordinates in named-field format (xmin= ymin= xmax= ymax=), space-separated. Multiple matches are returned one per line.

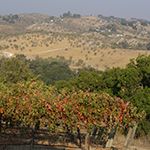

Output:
xmin=0 ymin=13 xmax=150 ymax=70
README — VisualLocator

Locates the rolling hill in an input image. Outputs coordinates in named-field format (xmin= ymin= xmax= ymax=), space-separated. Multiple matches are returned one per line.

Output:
xmin=0 ymin=13 xmax=150 ymax=70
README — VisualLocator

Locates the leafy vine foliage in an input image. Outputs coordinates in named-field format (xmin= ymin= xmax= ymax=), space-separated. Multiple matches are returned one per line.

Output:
xmin=0 ymin=80 xmax=144 ymax=132
xmin=0 ymin=54 xmax=149 ymax=146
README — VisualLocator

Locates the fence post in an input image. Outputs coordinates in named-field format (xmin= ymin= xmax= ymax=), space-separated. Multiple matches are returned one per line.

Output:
xmin=77 ymin=127 xmax=82 ymax=148
xmin=105 ymin=127 xmax=117 ymax=148
xmin=0 ymin=115 xmax=1 ymax=133
xmin=30 ymin=128 xmax=35 ymax=150
xmin=85 ymin=132 xmax=90 ymax=150
xmin=124 ymin=124 xmax=137 ymax=150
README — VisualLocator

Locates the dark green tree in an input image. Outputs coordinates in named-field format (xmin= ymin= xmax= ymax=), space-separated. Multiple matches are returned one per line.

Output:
xmin=0 ymin=57 xmax=33 ymax=84
xmin=101 ymin=62 xmax=142 ymax=98
xmin=128 ymin=55 xmax=150 ymax=87
xmin=131 ymin=88 xmax=150 ymax=136
xmin=55 ymin=68 xmax=103 ymax=92
xmin=29 ymin=57 xmax=74 ymax=84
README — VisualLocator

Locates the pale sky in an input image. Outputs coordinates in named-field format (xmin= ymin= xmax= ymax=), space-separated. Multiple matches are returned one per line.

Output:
xmin=0 ymin=0 xmax=149 ymax=20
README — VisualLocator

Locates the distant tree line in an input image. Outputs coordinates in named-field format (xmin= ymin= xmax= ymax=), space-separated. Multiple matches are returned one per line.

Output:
xmin=61 ymin=11 xmax=81 ymax=18
xmin=1 ymin=14 xmax=19 ymax=24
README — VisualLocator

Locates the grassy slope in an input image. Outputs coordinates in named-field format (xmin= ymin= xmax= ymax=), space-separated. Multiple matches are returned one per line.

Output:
xmin=0 ymin=32 xmax=150 ymax=70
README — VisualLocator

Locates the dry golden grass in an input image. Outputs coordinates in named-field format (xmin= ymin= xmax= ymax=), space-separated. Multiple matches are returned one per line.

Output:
xmin=1 ymin=32 xmax=150 ymax=70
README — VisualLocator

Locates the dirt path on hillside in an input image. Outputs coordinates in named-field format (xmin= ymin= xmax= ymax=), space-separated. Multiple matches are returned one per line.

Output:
xmin=38 ymin=48 xmax=67 ymax=54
